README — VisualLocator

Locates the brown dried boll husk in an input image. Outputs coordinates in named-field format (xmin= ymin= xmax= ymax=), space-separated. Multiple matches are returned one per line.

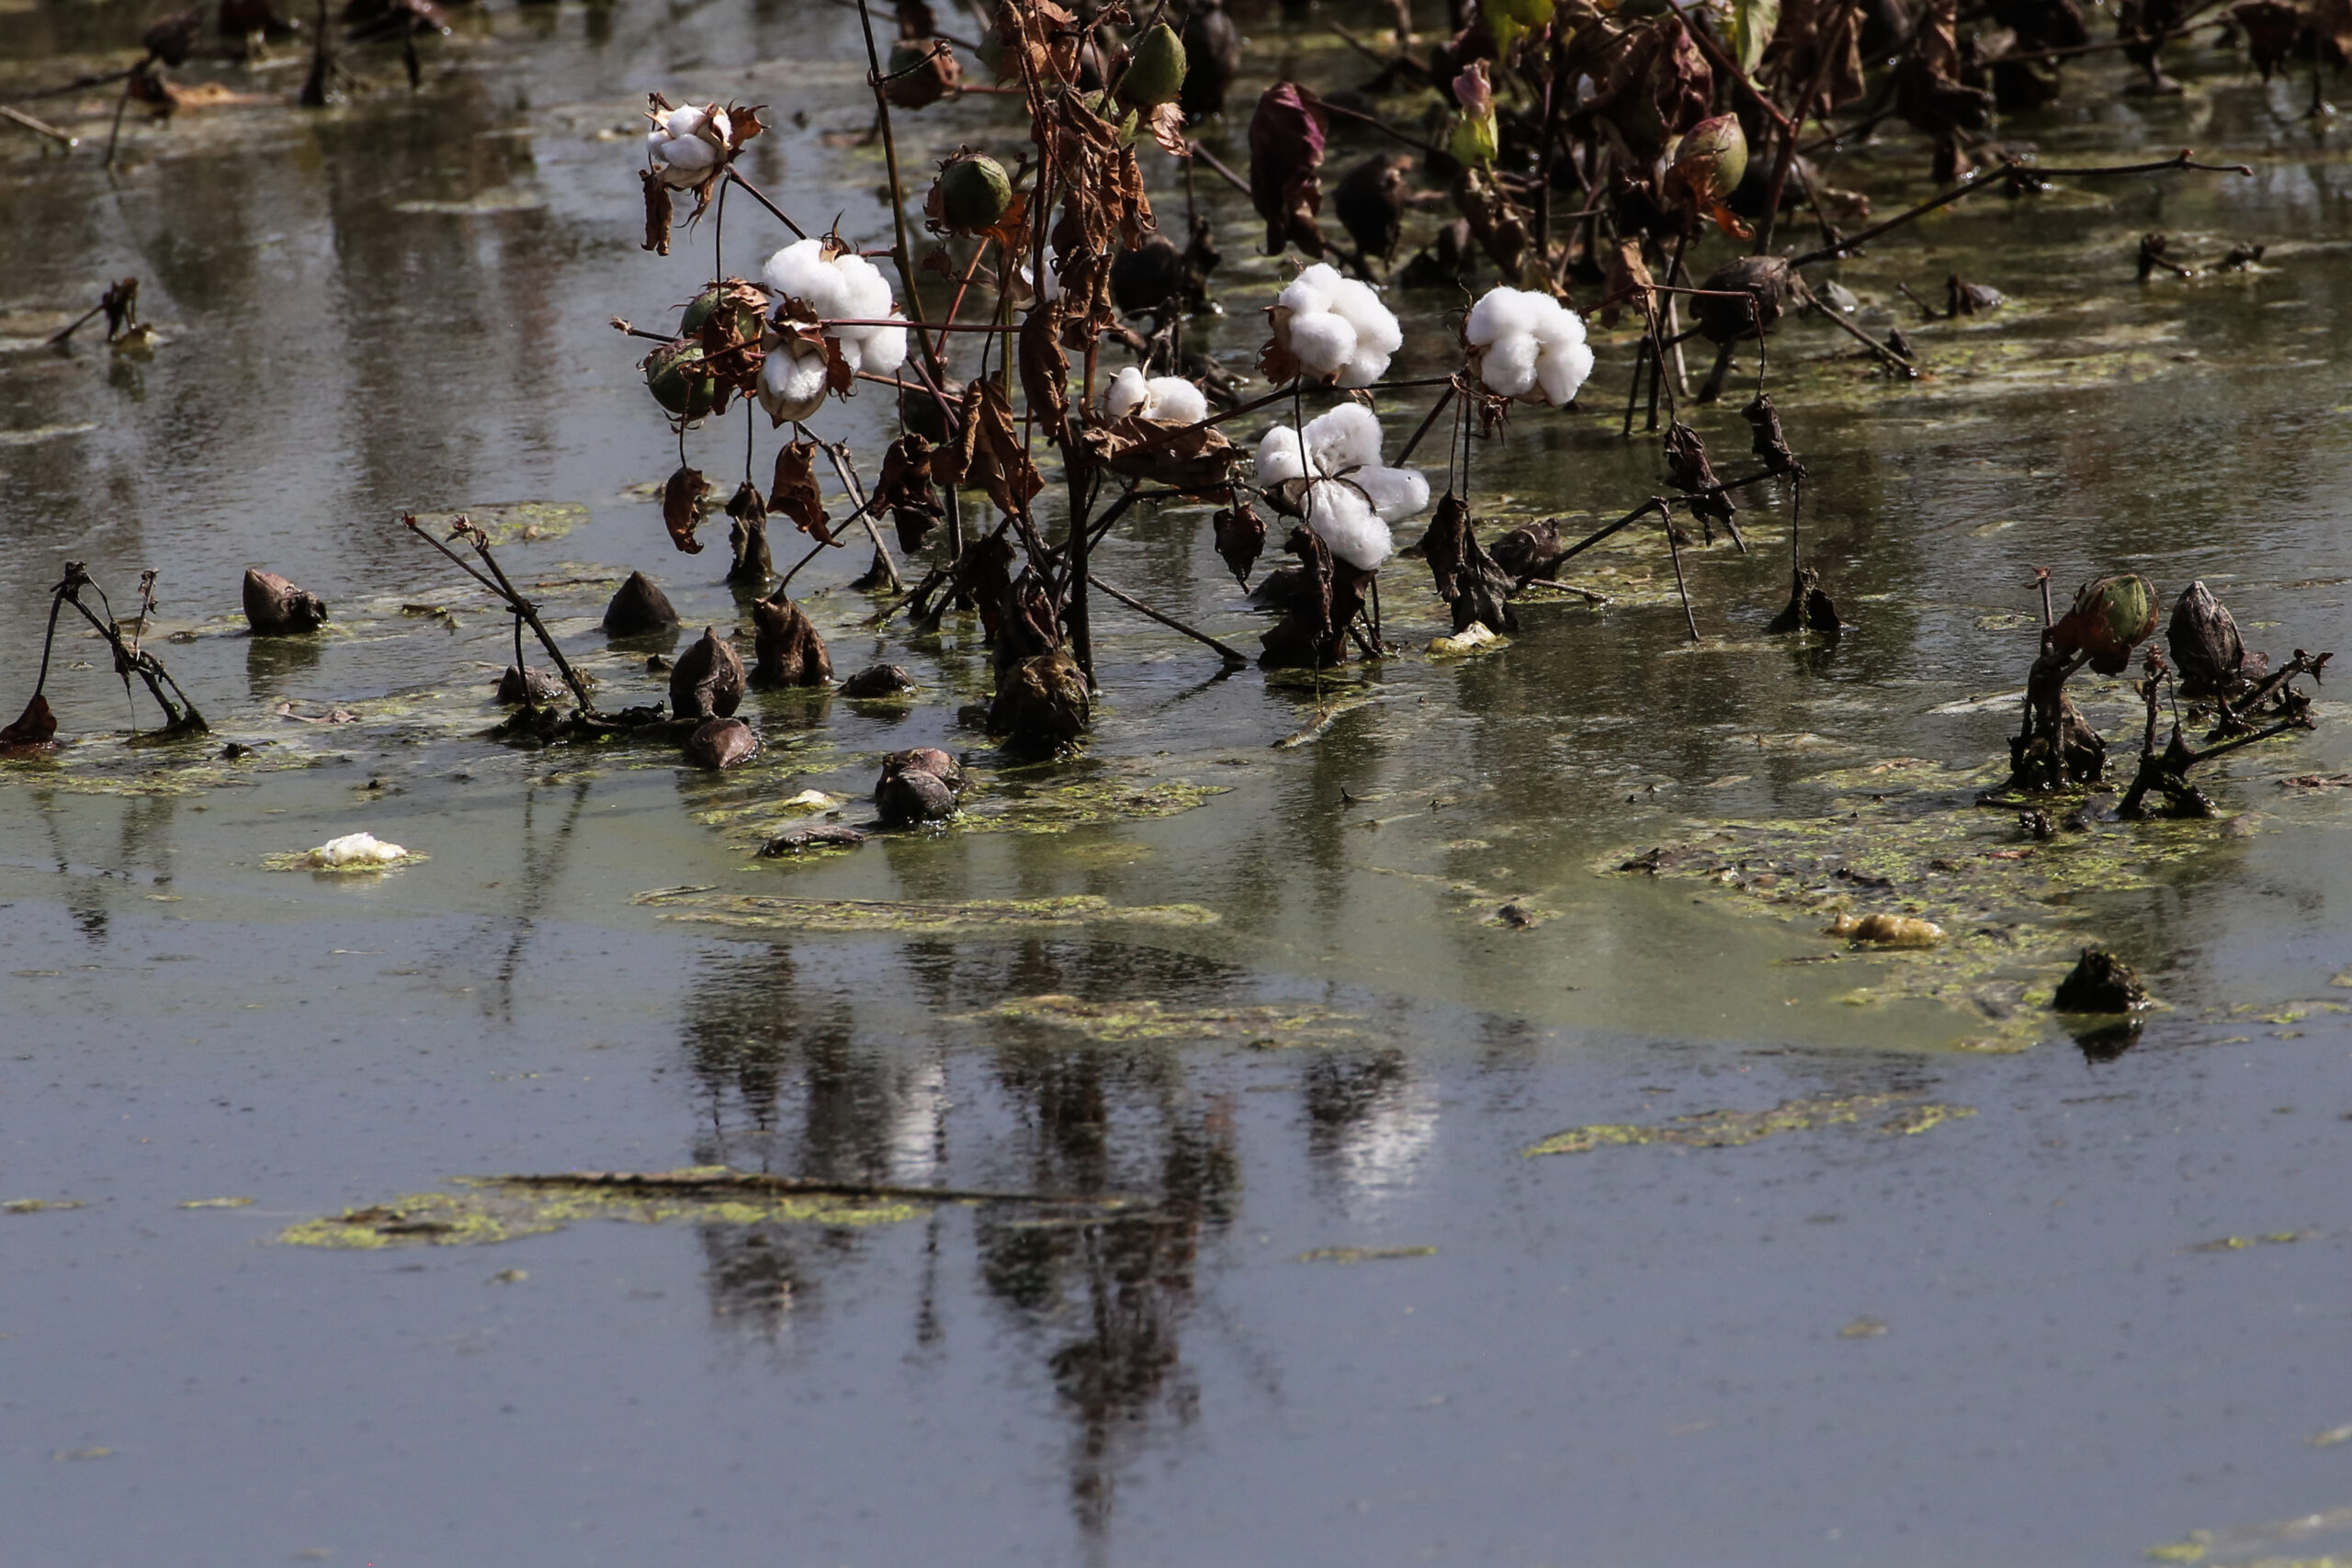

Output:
xmin=603 ymin=570 xmax=681 ymax=637
xmin=2166 ymin=581 xmax=2260 ymax=697
xmin=243 ymin=569 xmax=329 ymax=635
xmin=2052 ymin=948 xmax=2151 ymax=1012
xmin=684 ymin=716 xmax=759 ymax=770
xmin=877 ymin=745 xmax=964 ymax=795
xmin=670 ymin=626 xmax=745 ymax=719
xmin=495 ymin=665 xmax=566 ymax=705
xmin=1111 ymin=234 xmax=1194 ymax=318
xmin=840 ymin=663 xmax=917 ymax=698
xmin=876 ymin=767 xmax=958 ymax=826
xmin=1691 ymin=255 xmax=1797 ymax=345
xmin=989 ymin=649 xmax=1090 ymax=753
xmin=1333 ymin=152 xmax=1411 ymax=265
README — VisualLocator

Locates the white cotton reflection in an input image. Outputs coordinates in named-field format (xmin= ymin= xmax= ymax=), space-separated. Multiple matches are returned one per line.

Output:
xmin=1334 ymin=1076 xmax=1440 ymax=1208
xmin=888 ymin=1059 xmax=948 ymax=1184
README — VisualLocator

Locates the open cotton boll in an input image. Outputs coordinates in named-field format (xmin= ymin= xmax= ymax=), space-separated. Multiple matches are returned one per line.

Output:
xmin=855 ymin=320 xmax=908 ymax=375
xmin=308 ymin=831 xmax=408 ymax=868
xmin=1476 ymin=331 xmax=1541 ymax=399
xmin=762 ymin=240 xmax=846 ymax=317
xmin=1466 ymin=284 xmax=1594 ymax=406
xmin=1301 ymin=479 xmax=1393 ymax=570
xmin=757 ymin=337 xmax=830 ymax=424
xmin=648 ymin=104 xmax=729 ymax=189
xmin=1107 ymin=367 xmax=1152 ymax=421
xmin=1534 ymin=332 xmax=1594 ymax=406
xmin=1305 ymin=402 xmax=1385 ymax=472
xmin=1143 ymin=376 xmax=1207 ymax=424
xmin=1273 ymin=263 xmax=1401 ymax=387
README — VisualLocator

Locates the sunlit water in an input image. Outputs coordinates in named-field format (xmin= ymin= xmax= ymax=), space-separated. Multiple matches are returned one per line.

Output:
xmin=6 ymin=5 xmax=2352 ymax=1563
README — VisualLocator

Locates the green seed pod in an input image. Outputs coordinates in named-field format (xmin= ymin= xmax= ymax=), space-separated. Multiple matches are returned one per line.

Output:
xmin=1670 ymin=114 xmax=1749 ymax=206
xmin=931 ymin=151 xmax=1012 ymax=233
xmin=679 ymin=284 xmax=724 ymax=338
xmin=1118 ymin=23 xmax=1187 ymax=109
xmin=643 ymin=339 xmax=718 ymax=420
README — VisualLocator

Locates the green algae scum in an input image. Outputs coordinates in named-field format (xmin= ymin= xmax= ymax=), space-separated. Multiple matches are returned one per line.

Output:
xmin=8 ymin=0 xmax=2352 ymax=1563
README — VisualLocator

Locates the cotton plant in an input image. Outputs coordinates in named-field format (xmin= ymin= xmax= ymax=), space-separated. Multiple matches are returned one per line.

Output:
xmin=754 ymin=238 xmax=910 ymax=425
xmin=1464 ymin=285 xmax=1595 ymax=407
xmin=1252 ymin=403 xmax=1430 ymax=570
xmin=1105 ymin=367 xmax=1208 ymax=425
xmin=1267 ymin=263 xmax=1402 ymax=389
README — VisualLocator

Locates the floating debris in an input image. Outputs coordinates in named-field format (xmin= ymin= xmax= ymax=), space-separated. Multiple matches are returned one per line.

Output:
xmin=300 ymin=831 xmax=411 ymax=869
xmin=636 ymin=888 xmax=1220 ymax=932
xmin=1526 ymin=1091 xmax=1973 ymax=1157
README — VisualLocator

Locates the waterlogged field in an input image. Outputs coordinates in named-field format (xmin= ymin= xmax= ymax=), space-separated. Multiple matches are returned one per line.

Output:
xmin=6 ymin=0 xmax=2352 ymax=1563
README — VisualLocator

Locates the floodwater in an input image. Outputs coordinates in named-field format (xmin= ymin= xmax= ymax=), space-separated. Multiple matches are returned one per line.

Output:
xmin=6 ymin=3 xmax=2352 ymax=1563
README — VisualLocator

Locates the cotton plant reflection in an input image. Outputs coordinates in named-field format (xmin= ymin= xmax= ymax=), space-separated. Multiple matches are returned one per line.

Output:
xmin=672 ymin=933 xmax=1245 ymax=1555
xmin=1301 ymin=1047 xmax=1442 ymax=1212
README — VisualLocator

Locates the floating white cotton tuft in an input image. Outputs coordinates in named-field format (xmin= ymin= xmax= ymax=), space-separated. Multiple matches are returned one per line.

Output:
xmin=1464 ymin=284 xmax=1594 ymax=406
xmin=307 ymin=831 xmax=409 ymax=868
xmin=646 ymin=103 xmax=730 ymax=190
xmin=1251 ymin=403 xmax=1431 ymax=570
xmin=1272 ymin=263 xmax=1402 ymax=388
xmin=1106 ymin=367 xmax=1209 ymax=424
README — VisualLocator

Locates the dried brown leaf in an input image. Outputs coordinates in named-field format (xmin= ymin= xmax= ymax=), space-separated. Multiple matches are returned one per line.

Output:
xmin=662 ymin=466 xmax=710 ymax=554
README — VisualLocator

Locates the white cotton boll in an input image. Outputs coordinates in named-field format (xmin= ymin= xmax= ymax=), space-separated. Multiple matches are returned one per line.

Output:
xmin=1338 ymin=346 xmax=1390 ymax=389
xmin=763 ymin=241 xmax=834 ymax=313
xmin=1107 ymin=367 xmax=1151 ymax=421
xmin=1351 ymin=462 xmax=1430 ymax=521
xmin=1144 ymin=376 xmax=1207 ymax=425
xmin=1254 ymin=424 xmax=1309 ymax=486
xmin=1303 ymin=479 xmax=1393 ymax=570
xmin=758 ymin=339 xmax=830 ymax=424
xmin=1465 ymin=285 xmax=1542 ymax=346
xmin=1286 ymin=312 xmax=1358 ymax=378
xmin=1535 ymin=337 xmax=1595 ymax=406
xmin=653 ymin=134 xmax=719 ymax=188
xmin=1277 ymin=267 xmax=1338 ymax=320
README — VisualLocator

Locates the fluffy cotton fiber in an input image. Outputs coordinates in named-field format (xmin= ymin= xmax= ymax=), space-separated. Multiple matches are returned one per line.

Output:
xmin=308 ymin=831 xmax=408 ymax=868
xmin=1253 ymin=403 xmax=1431 ymax=570
xmin=757 ymin=336 xmax=831 ymax=425
xmin=646 ymin=103 xmax=729 ymax=189
xmin=1105 ymin=367 xmax=1210 ymax=425
xmin=760 ymin=239 xmax=910 ymax=378
xmin=1464 ymin=285 xmax=1595 ymax=406
xmin=1272 ymin=264 xmax=1403 ymax=389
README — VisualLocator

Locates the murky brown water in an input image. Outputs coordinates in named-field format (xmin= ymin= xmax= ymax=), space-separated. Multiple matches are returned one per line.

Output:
xmin=6 ymin=5 xmax=2352 ymax=1563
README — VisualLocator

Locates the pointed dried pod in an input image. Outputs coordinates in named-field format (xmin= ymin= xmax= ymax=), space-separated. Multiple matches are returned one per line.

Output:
xmin=1489 ymin=520 xmax=1563 ymax=585
xmin=751 ymin=592 xmax=831 ymax=688
xmin=1213 ymin=499 xmax=1267 ymax=586
xmin=2052 ymin=948 xmax=2150 ymax=1012
xmin=603 ymin=570 xmax=680 ymax=637
xmin=0 ymin=694 xmax=58 ymax=752
xmin=243 ymin=569 xmax=329 ymax=635
xmin=1691 ymin=254 xmax=1796 ymax=344
xmin=684 ymin=716 xmax=760 ymax=770
xmin=1334 ymin=153 xmax=1412 ymax=265
xmin=989 ymin=649 xmax=1091 ymax=754
xmin=669 ymin=626 xmax=745 ymax=719
xmin=2166 ymin=581 xmax=2253 ymax=697
xmin=885 ymin=39 xmax=962 ymax=109
xmin=1741 ymin=391 xmax=1802 ymax=475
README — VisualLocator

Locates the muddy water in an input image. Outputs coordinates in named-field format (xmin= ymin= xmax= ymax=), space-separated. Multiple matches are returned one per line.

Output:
xmin=6 ymin=5 xmax=2352 ymax=1563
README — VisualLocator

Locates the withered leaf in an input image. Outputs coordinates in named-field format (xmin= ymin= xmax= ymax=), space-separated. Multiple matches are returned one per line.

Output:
xmin=1080 ymin=415 xmax=1236 ymax=494
xmin=640 ymin=168 xmax=673 ymax=256
xmin=1144 ymin=100 xmax=1189 ymax=157
xmin=768 ymin=441 xmax=832 ymax=542
xmin=1248 ymin=83 xmax=1328 ymax=256
xmin=662 ymin=465 xmax=710 ymax=553
xmin=1017 ymin=305 xmax=1070 ymax=443
xmin=1212 ymin=498 xmax=1266 ymax=586
xmin=940 ymin=378 xmax=1041 ymax=520
xmin=723 ymin=100 xmax=767 ymax=152
xmin=1663 ymin=421 xmax=1737 ymax=531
